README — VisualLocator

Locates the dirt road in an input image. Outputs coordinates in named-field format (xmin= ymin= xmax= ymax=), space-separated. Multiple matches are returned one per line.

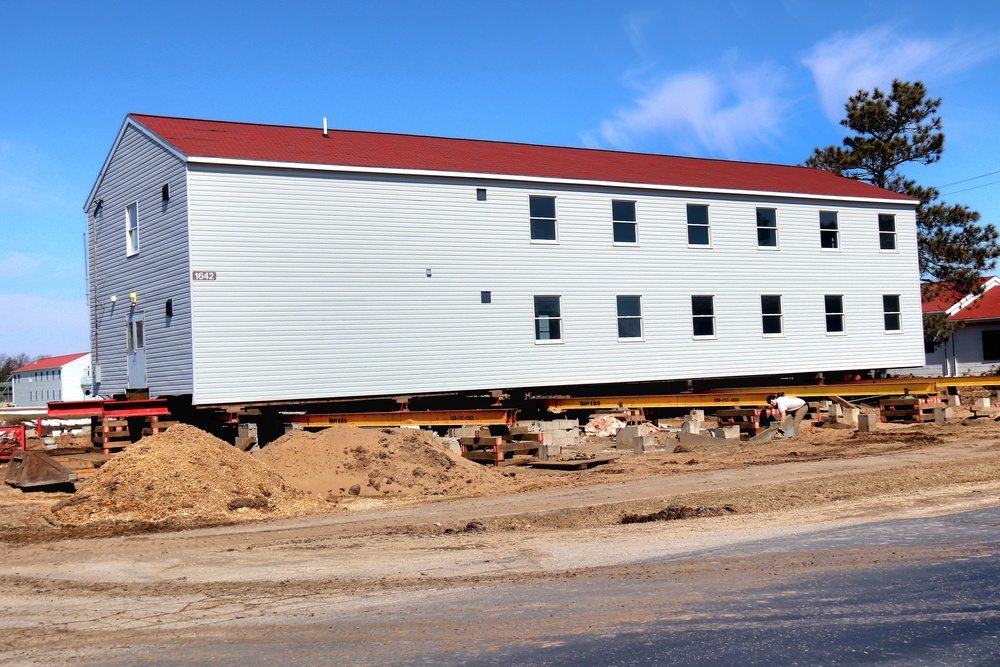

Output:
xmin=1 ymin=417 xmax=1000 ymax=664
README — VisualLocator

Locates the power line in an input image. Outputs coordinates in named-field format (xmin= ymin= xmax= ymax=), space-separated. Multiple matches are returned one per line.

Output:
xmin=940 ymin=179 xmax=1000 ymax=197
xmin=934 ymin=169 xmax=1000 ymax=189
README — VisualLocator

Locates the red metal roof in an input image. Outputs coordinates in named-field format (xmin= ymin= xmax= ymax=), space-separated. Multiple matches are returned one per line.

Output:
xmin=922 ymin=285 xmax=968 ymax=313
xmin=129 ymin=114 xmax=915 ymax=202
xmin=13 ymin=353 xmax=88 ymax=374
xmin=950 ymin=287 xmax=1000 ymax=321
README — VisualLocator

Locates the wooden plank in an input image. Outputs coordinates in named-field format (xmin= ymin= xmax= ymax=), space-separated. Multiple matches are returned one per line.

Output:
xmin=530 ymin=456 xmax=616 ymax=470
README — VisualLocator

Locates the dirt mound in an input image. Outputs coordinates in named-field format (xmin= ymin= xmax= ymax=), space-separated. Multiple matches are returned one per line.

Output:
xmin=48 ymin=424 xmax=324 ymax=528
xmin=255 ymin=427 xmax=514 ymax=500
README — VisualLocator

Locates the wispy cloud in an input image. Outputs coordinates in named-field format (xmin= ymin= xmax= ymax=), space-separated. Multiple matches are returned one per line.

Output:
xmin=803 ymin=26 xmax=996 ymax=122
xmin=583 ymin=62 xmax=789 ymax=159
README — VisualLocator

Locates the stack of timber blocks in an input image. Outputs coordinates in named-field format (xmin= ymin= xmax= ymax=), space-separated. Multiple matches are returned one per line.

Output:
xmin=91 ymin=415 xmax=130 ymax=453
xmin=880 ymin=396 xmax=949 ymax=423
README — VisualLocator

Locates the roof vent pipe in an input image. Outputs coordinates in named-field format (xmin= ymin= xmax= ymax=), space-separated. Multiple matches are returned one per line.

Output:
xmin=323 ymin=117 xmax=328 ymax=138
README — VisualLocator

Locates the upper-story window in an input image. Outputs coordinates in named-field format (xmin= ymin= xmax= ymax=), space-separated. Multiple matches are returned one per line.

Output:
xmin=691 ymin=295 xmax=716 ymax=337
xmin=126 ymin=202 xmax=139 ymax=256
xmin=757 ymin=208 xmax=778 ymax=248
xmin=612 ymin=200 xmax=637 ymax=244
xmin=534 ymin=295 xmax=562 ymax=342
xmin=883 ymin=294 xmax=902 ymax=332
xmin=819 ymin=211 xmax=839 ymax=249
xmin=825 ymin=294 xmax=845 ymax=334
xmin=687 ymin=204 xmax=711 ymax=246
xmin=879 ymin=214 xmax=897 ymax=251
xmin=529 ymin=196 xmax=557 ymax=242
xmin=761 ymin=295 xmax=783 ymax=336
xmin=616 ymin=295 xmax=643 ymax=339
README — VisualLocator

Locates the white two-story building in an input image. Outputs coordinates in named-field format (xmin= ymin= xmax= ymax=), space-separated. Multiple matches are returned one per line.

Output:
xmin=84 ymin=114 xmax=924 ymax=409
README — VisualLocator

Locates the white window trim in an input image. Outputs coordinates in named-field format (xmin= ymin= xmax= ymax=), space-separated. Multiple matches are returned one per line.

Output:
xmin=533 ymin=295 xmax=564 ymax=344
xmin=824 ymin=295 xmax=847 ymax=336
xmin=686 ymin=204 xmax=712 ymax=249
xmin=616 ymin=295 xmax=644 ymax=342
xmin=761 ymin=294 xmax=784 ymax=338
xmin=612 ymin=200 xmax=639 ymax=246
xmin=756 ymin=207 xmax=780 ymax=250
xmin=692 ymin=295 xmax=717 ymax=340
xmin=125 ymin=201 xmax=139 ymax=256
xmin=878 ymin=214 xmax=898 ymax=254
xmin=819 ymin=211 xmax=840 ymax=252
xmin=883 ymin=294 xmax=903 ymax=334
xmin=529 ymin=195 xmax=559 ymax=245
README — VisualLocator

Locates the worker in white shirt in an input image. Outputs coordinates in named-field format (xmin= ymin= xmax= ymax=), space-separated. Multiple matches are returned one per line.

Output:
xmin=767 ymin=394 xmax=809 ymax=436
xmin=767 ymin=394 xmax=806 ymax=420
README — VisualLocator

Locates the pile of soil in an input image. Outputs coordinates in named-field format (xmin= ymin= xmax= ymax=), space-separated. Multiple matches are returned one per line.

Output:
xmin=255 ymin=427 xmax=515 ymax=500
xmin=47 ymin=424 xmax=324 ymax=528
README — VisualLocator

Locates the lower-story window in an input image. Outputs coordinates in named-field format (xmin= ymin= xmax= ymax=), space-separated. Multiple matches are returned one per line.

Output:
xmin=883 ymin=294 xmax=902 ymax=332
xmin=825 ymin=294 xmax=845 ymax=334
xmin=534 ymin=295 xmax=562 ymax=342
xmin=761 ymin=294 xmax=783 ymax=335
xmin=616 ymin=295 xmax=642 ymax=339
xmin=692 ymin=295 xmax=716 ymax=337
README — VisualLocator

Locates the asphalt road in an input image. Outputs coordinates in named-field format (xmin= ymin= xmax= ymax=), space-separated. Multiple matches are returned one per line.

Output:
xmin=93 ymin=506 xmax=1000 ymax=666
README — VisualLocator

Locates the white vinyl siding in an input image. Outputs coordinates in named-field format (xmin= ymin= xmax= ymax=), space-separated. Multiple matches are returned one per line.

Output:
xmin=180 ymin=165 xmax=923 ymax=404
xmin=86 ymin=124 xmax=193 ymax=398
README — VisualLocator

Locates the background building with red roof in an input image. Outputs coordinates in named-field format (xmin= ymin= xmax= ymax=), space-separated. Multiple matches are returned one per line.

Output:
xmin=10 ymin=353 xmax=93 ymax=407
xmin=83 ymin=114 xmax=925 ymax=408
xmin=905 ymin=277 xmax=1000 ymax=376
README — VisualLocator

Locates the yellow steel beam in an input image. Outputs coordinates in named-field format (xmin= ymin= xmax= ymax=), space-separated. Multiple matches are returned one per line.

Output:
xmin=932 ymin=375 xmax=1000 ymax=388
xmin=287 ymin=409 xmax=517 ymax=428
xmin=538 ymin=380 xmax=939 ymax=413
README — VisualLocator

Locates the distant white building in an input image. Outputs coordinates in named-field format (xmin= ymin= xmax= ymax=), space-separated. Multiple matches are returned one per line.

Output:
xmin=10 ymin=353 xmax=93 ymax=407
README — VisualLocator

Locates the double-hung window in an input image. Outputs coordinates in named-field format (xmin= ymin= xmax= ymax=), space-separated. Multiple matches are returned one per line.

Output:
xmin=529 ymin=196 xmax=557 ymax=242
xmin=691 ymin=295 xmax=715 ymax=337
xmin=534 ymin=295 xmax=562 ymax=342
xmin=879 ymin=214 xmax=897 ymax=251
xmin=761 ymin=295 xmax=783 ymax=335
xmin=883 ymin=295 xmax=902 ymax=332
xmin=825 ymin=295 xmax=845 ymax=334
xmin=819 ymin=211 xmax=839 ymax=249
xmin=612 ymin=200 xmax=637 ymax=244
xmin=616 ymin=295 xmax=642 ymax=339
xmin=756 ymin=208 xmax=778 ymax=248
xmin=687 ymin=204 xmax=711 ymax=246
xmin=125 ymin=202 xmax=139 ymax=256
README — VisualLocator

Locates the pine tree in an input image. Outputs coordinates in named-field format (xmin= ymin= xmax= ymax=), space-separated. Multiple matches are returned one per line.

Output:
xmin=807 ymin=79 xmax=1000 ymax=345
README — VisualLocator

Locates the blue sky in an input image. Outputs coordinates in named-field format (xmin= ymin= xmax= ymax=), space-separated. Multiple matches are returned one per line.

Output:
xmin=1 ymin=0 xmax=999 ymax=356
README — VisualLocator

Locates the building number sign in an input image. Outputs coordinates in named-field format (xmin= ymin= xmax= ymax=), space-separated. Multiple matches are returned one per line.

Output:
xmin=192 ymin=271 xmax=217 ymax=281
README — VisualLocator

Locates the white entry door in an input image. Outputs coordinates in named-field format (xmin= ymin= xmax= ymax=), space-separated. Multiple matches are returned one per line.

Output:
xmin=127 ymin=311 xmax=147 ymax=389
